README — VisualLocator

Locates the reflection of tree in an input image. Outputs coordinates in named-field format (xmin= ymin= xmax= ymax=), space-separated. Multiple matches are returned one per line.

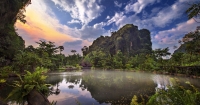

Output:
xmin=46 ymin=74 xmax=63 ymax=96
xmin=68 ymin=85 xmax=74 ymax=89
xmin=55 ymin=84 xmax=60 ymax=95
xmin=80 ymin=71 xmax=155 ymax=104
xmin=46 ymin=74 xmax=63 ymax=85
xmin=65 ymin=75 xmax=81 ymax=85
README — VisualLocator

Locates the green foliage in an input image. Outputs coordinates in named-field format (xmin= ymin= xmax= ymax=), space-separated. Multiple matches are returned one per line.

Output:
xmin=81 ymin=46 xmax=89 ymax=56
xmin=36 ymin=40 xmax=59 ymax=57
xmin=173 ymin=30 xmax=200 ymax=66
xmin=88 ymin=24 xmax=152 ymax=56
xmin=66 ymin=54 xmax=82 ymax=66
xmin=186 ymin=2 xmax=200 ymax=20
xmin=142 ymin=55 xmax=157 ymax=71
xmin=0 ymin=0 xmax=31 ymax=68
xmin=147 ymin=79 xmax=200 ymax=105
xmin=76 ymin=64 xmax=81 ymax=70
xmin=0 ymin=79 xmax=6 ymax=84
xmin=125 ymin=64 xmax=132 ymax=70
xmin=171 ymin=52 xmax=184 ymax=66
xmin=13 ymin=51 xmax=43 ymax=72
xmin=6 ymin=68 xmax=50 ymax=104
xmin=130 ymin=95 xmax=144 ymax=105
xmin=0 ymin=66 xmax=13 ymax=77
xmin=113 ymin=51 xmax=126 ymax=69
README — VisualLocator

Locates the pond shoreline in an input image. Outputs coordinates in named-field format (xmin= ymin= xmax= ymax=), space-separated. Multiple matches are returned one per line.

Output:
xmin=87 ymin=68 xmax=200 ymax=79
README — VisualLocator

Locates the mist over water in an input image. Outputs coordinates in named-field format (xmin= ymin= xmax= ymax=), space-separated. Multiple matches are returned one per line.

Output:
xmin=46 ymin=70 xmax=200 ymax=105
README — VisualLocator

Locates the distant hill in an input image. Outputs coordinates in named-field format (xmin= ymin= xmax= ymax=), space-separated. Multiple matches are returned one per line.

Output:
xmin=88 ymin=24 xmax=152 ymax=56
xmin=173 ymin=44 xmax=186 ymax=54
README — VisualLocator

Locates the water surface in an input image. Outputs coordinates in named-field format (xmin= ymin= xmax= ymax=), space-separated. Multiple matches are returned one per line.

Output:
xmin=46 ymin=70 xmax=200 ymax=105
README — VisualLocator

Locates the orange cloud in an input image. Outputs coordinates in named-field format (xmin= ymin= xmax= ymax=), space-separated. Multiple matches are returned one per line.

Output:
xmin=15 ymin=3 xmax=79 ymax=46
xmin=81 ymin=40 xmax=92 ymax=47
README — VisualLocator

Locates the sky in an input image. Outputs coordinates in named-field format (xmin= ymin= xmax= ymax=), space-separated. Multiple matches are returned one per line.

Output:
xmin=15 ymin=0 xmax=200 ymax=55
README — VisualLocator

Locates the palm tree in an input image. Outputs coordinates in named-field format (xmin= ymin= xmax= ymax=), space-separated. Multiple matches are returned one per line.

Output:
xmin=58 ymin=46 xmax=64 ymax=54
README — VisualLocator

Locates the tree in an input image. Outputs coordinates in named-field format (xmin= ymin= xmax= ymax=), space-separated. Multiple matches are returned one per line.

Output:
xmin=81 ymin=46 xmax=89 ymax=56
xmin=180 ymin=28 xmax=200 ymax=62
xmin=153 ymin=47 xmax=171 ymax=66
xmin=71 ymin=50 xmax=77 ymax=55
xmin=25 ymin=45 xmax=35 ymax=52
xmin=113 ymin=50 xmax=126 ymax=69
xmin=0 ymin=0 xmax=31 ymax=67
xmin=58 ymin=46 xmax=64 ymax=54
xmin=186 ymin=1 xmax=200 ymax=22
xmin=171 ymin=52 xmax=184 ymax=66
xmin=13 ymin=50 xmax=42 ymax=73
xmin=36 ymin=40 xmax=58 ymax=57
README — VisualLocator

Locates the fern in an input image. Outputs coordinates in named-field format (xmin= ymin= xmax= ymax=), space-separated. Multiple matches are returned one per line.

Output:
xmin=6 ymin=68 xmax=51 ymax=104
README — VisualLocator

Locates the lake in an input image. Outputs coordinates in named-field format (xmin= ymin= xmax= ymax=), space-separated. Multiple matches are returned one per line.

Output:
xmin=46 ymin=70 xmax=200 ymax=105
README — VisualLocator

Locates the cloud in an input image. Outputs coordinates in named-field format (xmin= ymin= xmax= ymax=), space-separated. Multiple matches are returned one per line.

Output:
xmin=51 ymin=0 xmax=104 ymax=25
xmin=153 ymin=19 xmax=199 ymax=51
xmin=16 ymin=0 xmax=83 ymax=53
xmin=79 ymin=23 xmax=106 ymax=41
xmin=68 ymin=19 xmax=81 ymax=24
xmin=106 ymin=16 xmax=110 ymax=19
xmin=15 ymin=0 xmax=109 ymax=55
xmin=148 ymin=1 xmax=187 ymax=27
xmin=125 ymin=0 xmax=160 ymax=14
xmin=106 ymin=0 xmax=196 ymax=30
xmin=106 ymin=12 xmax=125 ymax=26
xmin=63 ymin=40 xmax=83 ymax=55
xmin=114 ymin=1 xmax=122 ymax=8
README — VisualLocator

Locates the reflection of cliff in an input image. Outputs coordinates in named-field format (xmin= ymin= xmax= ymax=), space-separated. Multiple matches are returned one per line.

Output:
xmin=80 ymin=71 xmax=155 ymax=104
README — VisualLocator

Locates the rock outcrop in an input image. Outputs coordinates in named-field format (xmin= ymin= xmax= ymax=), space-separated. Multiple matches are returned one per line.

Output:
xmin=27 ymin=89 xmax=50 ymax=105
xmin=88 ymin=24 xmax=152 ymax=56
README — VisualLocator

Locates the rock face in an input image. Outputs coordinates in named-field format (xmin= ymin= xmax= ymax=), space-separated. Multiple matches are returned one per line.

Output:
xmin=88 ymin=24 xmax=152 ymax=56
xmin=173 ymin=44 xmax=186 ymax=54
xmin=27 ymin=89 xmax=50 ymax=105
xmin=0 ymin=0 xmax=29 ymax=66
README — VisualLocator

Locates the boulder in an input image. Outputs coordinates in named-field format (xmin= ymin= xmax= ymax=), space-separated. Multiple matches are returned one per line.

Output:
xmin=27 ymin=89 xmax=50 ymax=105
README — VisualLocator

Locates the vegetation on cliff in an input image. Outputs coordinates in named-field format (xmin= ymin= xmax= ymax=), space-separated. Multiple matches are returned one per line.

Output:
xmin=0 ymin=0 xmax=31 ymax=67
xmin=87 ymin=24 xmax=152 ymax=56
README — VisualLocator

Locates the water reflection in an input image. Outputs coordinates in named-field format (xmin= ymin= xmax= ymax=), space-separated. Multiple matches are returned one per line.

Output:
xmin=152 ymin=75 xmax=172 ymax=91
xmin=47 ymin=71 xmax=157 ymax=105
xmin=34 ymin=71 xmax=200 ymax=105
xmin=1 ymin=71 xmax=199 ymax=105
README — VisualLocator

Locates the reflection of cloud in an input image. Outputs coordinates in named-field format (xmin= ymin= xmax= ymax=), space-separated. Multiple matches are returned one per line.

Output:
xmin=152 ymin=75 xmax=172 ymax=91
xmin=48 ymin=78 xmax=96 ymax=105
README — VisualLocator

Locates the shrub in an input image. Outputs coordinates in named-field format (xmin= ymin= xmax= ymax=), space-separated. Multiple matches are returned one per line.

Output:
xmin=6 ymin=68 xmax=50 ymax=104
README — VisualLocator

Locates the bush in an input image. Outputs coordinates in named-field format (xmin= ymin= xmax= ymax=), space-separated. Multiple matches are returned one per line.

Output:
xmin=147 ymin=78 xmax=200 ymax=105
xmin=6 ymin=68 xmax=50 ymax=104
